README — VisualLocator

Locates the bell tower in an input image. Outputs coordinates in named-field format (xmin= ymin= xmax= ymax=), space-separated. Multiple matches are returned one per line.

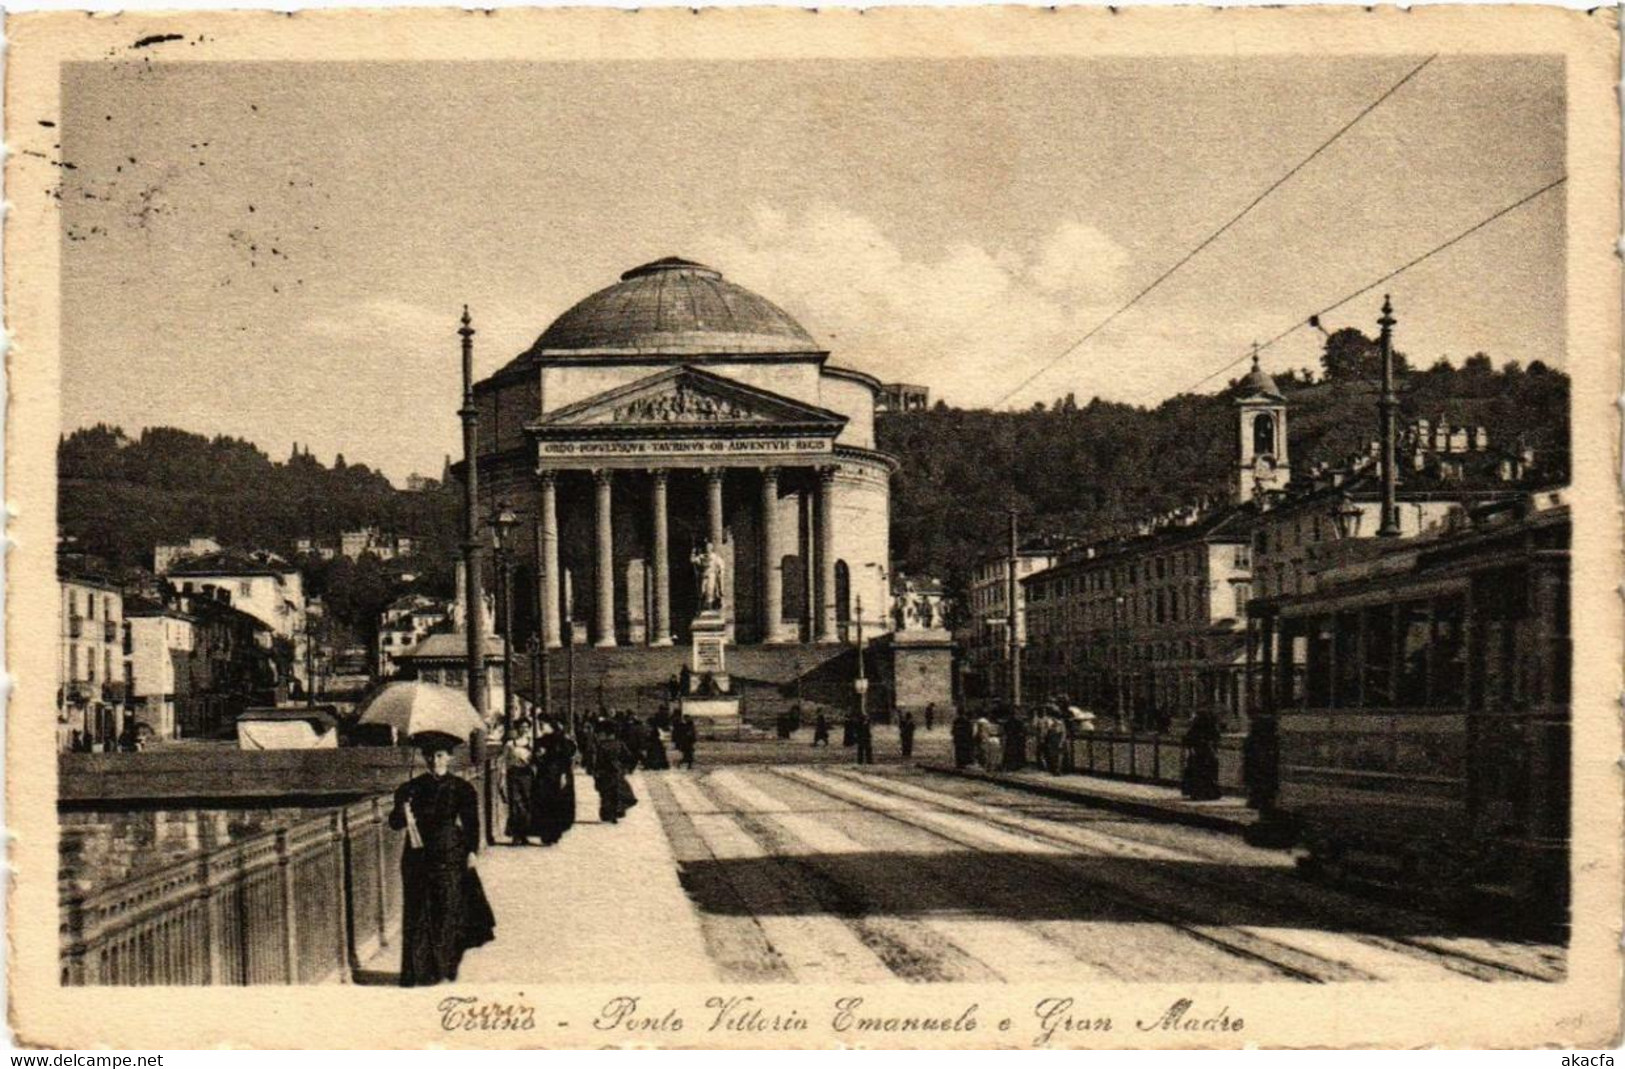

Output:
xmin=1235 ymin=344 xmax=1290 ymax=504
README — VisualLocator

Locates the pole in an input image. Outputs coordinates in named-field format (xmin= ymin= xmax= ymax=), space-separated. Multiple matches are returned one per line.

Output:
xmin=566 ymin=620 xmax=577 ymax=734
xmin=855 ymin=595 xmax=867 ymax=719
xmin=498 ymin=544 xmax=515 ymax=740
xmin=304 ymin=614 xmax=315 ymax=708
xmin=532 ymin=512 xmax=552 ymax=722
xmin=1378 ymin=295 xmax=1401 ymax=538
xmin=1007 ymin=508 xmax=1022 ymax=710
xmin=458 ymin=307 xmax=489 ymax=719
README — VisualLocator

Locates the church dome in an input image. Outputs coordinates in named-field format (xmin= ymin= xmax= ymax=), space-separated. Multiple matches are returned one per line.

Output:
xmin=530 ymin=258 xmax=819 ymax=356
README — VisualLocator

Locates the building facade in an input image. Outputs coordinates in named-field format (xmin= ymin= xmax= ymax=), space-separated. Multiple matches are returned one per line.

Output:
xmin=163 ymin=550 xmax=308 ymax=690
xmin=962 ymin=547 xmax=1059 ymax=703
xmin=377 ymin=594 xmax=452 ymax=678
xmin=461 ymin=257 xmax=897 ymax=652
xmin=58 ymin=574 xmax=127 ymax=750
xmin=1023 ymin=514 xmax=1254 ymax=731
xmin=124 ymin=598 xmax=195 ymax=741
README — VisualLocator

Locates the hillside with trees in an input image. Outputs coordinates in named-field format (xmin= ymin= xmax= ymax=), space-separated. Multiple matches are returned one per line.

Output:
xmin=58 ymin=428 xmax=461 ymax=642
xmin=878 ymin=337 xmax=1569 ymax=603
xmin=58 ymin=331 xmax=1568 ymax=638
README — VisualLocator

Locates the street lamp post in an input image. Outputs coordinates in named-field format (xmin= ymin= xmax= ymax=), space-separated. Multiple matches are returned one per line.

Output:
xmin=490 ymin=501 xmax=519 ymax=742
xmin=854 ymin=594 xmax=869 ymax=719
xmin=1114 ymin=594 xmax=1128 ymax=732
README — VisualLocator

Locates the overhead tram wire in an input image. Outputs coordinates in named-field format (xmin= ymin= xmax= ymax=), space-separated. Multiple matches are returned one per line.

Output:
xmin=1174 ymin=173 xmax=1568 ymax=398
xmin=992 ymin=53 xmax=1439 ymax=410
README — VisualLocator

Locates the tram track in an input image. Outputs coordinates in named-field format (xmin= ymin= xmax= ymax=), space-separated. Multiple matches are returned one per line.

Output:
xmin=902 ymin=770 xmax=1565 ymax=982
xmin=767 ymin=767 xmax=1378 ymax=983
xmin=806 ymin=767 xmax=1562 ymax=984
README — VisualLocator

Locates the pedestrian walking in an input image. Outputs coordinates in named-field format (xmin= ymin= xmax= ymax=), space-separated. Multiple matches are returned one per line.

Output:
xmin=389 ymin=732 xmax=494 ymax=986
xmin=592 ymin=720 xmax=633 ymax=824
xmin=622 ymin=713 xmax=648 ymax=772
xmin=1002 ymin=711 xmax=1028 ymax=772
xmin=642 ymin=716 xmax=671 ymax=771
xmin=500 ymin=731 xmax=535 ymax=845
xmin=812 ymin=710 xmax=831 ymax=747
xmin=975 ymin=714 xmax=1001 ymax=771
xmin=672 ymin=711 xmax=697 ymax=770
xmin=1181 ymin=709 xmax=1223 ymax=801
xmin=842 ymin=712 xmax=857 ymax=748
xmin=951 ymin=710 xmax=974 ymax=768
xmin=898 ymin=709 xmax=917 ymax=759
xmin=854 ymin=714 xmax=874 ymax=765
xmin=530 ymin=720 xmax=577 ymax=846
xmin=924 ymin=703 xmax=936 ymax=732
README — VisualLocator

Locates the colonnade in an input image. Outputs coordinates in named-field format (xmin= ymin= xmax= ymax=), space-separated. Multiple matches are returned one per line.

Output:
xmin=535 ymin=465 xmax=841 ymax=648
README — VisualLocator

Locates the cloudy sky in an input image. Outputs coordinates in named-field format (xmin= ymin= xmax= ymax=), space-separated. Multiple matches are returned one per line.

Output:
xmin=54 ymin=55 xmax=1563 ymax=482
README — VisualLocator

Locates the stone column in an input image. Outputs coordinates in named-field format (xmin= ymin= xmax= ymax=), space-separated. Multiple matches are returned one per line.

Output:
xmin=650 ymin=470 xmax=672 ymax=646
xmin=593 ymin=469 xmax=617 ymax=648
xmin=538 ymin=470 xmax=561 ymax=649
xmin=761 ymin=467 xmax=788 ymax=643
xmin=705 ymin=467 xmax=725 ymax=548
xmin=815 ymin=466 xmax=838 ymax=643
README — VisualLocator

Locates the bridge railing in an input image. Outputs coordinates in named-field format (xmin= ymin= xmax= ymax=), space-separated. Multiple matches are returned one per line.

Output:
xmin=1066 ymin=730 xmax=1248 ymax=794
xmin=61 ymin=796 xmax=407 ymax=986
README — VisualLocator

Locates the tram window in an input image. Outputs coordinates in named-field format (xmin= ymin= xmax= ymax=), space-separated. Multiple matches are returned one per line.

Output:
xmin=1397 ymin=601 xmax=1430 ymax=707
xmin=1306 ymin=616 xmax=1333 ymax=708
xmin=1277 ymin=620 xmax=1305 ymax=707
xmin=1333 ymin=611 xmax=1361 ymax=707
xmin=1432 ymin=595 xmax=1467 ymax=708
xmin=1360 ymin=605 xmax=1395 ymax=708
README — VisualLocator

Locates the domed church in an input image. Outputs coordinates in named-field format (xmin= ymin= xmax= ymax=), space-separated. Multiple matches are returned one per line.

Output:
xmin=469 ymin=258 xmax=896 ymax=651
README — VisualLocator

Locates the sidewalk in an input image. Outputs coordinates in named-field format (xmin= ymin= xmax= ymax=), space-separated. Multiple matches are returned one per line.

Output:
xmin=919 ymin=762 xmax=1259 ymax=835
xmin=358 ymin=771 xmax=718 ymax=985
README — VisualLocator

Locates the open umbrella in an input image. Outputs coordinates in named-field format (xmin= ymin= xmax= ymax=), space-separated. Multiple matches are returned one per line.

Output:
xmin=357 ymin=681 xmax=484 ymax=744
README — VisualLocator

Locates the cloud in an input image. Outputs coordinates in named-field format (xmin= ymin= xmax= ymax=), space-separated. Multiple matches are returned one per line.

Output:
xmin=694 ymin=205 xmax=1133 ymax=406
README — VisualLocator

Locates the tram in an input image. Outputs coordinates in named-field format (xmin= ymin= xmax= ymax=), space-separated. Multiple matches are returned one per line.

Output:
xmin=1249 ymin=496 xmax=1570 ymax=929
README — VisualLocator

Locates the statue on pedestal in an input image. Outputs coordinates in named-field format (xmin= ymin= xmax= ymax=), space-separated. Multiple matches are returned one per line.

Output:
xmin=691 ymin=540 xmax=726 ymax=613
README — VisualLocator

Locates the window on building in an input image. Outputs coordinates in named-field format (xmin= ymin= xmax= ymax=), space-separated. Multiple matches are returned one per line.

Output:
xmin=87 ymin=596 xmax=96 ymax=621
xmin=1362 ymin=604 xmax=1394 ymax=707
xmin=69 ymin=645 xmax=79 ymax=681
xmin=1397 ymin=601 xmax=1431 ymax=706
xmin=1234 ymin=545 xmax=1251 ymax=569
xmin=1432 ymin=595 xmax=1467 ymax=708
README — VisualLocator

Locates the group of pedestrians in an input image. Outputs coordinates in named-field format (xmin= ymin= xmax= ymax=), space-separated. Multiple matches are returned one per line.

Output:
xmin=499 ymin=718 xmax=579 ymax=847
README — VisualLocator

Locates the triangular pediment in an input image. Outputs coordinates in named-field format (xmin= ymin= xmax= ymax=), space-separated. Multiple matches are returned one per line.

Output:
xmin=529 ymin=366 xmax=848 ymax=433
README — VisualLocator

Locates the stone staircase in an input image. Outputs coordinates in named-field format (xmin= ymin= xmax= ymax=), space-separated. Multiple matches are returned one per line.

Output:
xmin=511 ymin=642 xmax=861 ymax=725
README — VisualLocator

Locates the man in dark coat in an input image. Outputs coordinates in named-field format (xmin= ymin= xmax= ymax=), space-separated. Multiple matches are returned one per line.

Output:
xmin=1182 ymin=709 xmax=1223 ymax=801
xmin=1002 ymin=713 xmax=1028 ymax=771
xmin=812 ymin=710 xmax=831 ymax=748
xmin=951 ymin=711 xmax=975 ymax=768
xmin=530 ymin=722 xmax=577 ymax=846
xmin=622 ymin=714 xmax=648 ymax=772
xmin=898 ymin=709 xmax=917 ymax=759
xmin=389 ymin=733 xmax=491 ymax=986
xmin=593 ymin=721 xmax=632 ymax=824
xmin=924 ymin=703 xmax=937 ymax=732
xmin=672 ymin=712 xmax=697 ymax=769
xmin=854 ymin=714 xmax=874 ymax=765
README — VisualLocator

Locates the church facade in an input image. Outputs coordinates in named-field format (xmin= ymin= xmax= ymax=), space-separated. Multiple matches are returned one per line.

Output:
xmin=467 ymin=258 xmax=896 ymax=651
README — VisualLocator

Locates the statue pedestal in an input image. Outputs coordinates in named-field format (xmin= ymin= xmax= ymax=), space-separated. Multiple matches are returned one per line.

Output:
xmin=682 ymin=611 xmax=739 ymax=730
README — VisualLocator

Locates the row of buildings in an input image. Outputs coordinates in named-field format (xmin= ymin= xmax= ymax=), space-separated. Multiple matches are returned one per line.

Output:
xmin=964 ymin=358 xmax=1544 ymax=732
xmin=57 ymin=545 xmax=314 ymax=750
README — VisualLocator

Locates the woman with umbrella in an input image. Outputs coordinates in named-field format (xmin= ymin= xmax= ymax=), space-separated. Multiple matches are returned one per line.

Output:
xmin=388 ymin=730 xmax=495 ymax=986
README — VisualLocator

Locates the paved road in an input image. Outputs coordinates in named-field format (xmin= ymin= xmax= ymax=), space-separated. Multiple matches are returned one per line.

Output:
xmin=646 ymin=766 xmax=1566 ymax=984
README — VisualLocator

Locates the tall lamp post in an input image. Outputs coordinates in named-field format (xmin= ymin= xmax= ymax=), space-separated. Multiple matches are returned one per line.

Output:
xmin=489 ymin=501 xmax=519 ymax=742
xmin=854 ymin=594 xmax=869 ymax=719
xmin=1114 ymin=593 xmax=1128 ymax=732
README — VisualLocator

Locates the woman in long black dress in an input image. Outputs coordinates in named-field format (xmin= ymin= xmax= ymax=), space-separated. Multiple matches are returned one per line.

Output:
xmin=388 ymin=732 xmax=493 ymax=986
xmin=642 ymin=716 xmax=670 ymax=771
xmin=530 ymin=720 xmax=577 ymax=846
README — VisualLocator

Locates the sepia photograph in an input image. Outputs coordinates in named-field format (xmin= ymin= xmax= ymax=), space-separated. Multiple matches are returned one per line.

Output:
xmin=5 ymin=5 xmax=1619 ymax=1050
